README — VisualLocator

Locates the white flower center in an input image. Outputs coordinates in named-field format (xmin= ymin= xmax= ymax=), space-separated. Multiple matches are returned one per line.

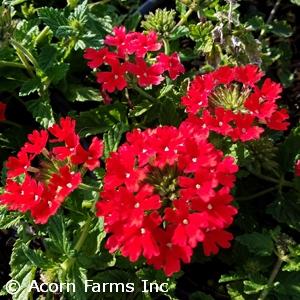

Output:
xmin=183 ymin=219 xmax=188 ymax=225
xmin=167 ymin=243 xmax=172 ymax=249
xmin=141 ymin=228 xmax=145 ymax=234
xmin=66 ymin=183 xmax=73 ymax=188
xmin=192 ymin=158 xmax=197 ymax=162
xmin=196 ymin=184 xmax=201 ymax=189
xmin=207 ymin=204 xmax=213 ymax=210
xmin=125 ymin=173 xmax=130 ymax=178
xmin=134 ymin=203 xmax=140 ymax=208
xmin=114 ymin=75 xmax=118 ymax=80
xmin=241 ymin=128 xmax=247 ymax=134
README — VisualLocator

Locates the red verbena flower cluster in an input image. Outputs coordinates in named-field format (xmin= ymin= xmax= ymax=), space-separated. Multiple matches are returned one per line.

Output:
xmin=0 ymin=101 xmax=6 ymax=121
xmin=84 ymin=26 xmax=184 ymax=93
xmin=182 ymin=65 xmax=289 ymax=142
xmin=0 ymin=117 xmax=103 ymax=224
xmin=96 ymin=122 xmax=238 ymax=276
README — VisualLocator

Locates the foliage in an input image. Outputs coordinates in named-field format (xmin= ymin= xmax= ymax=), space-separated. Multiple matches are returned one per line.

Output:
xmin=0 ymin=0 xmax=299 ymax=299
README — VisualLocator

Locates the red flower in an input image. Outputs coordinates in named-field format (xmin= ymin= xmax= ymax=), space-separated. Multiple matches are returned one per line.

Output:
xmin=266 ymin=109 xmax=290 ymax=131
xmin=71 ymin=137 xmax=104 ymax=170
xmin=84 ymin=47 xmax=118 ymax=69
xmin=164 ymin=199 xmax=208 ymax=248
xmin=156 ymin=52 xmax=185 ymax=80
xmin=213 ymin=65 xmax=235 ymax=85
xmin=295 ymin=160 xmax=300 ymax=176
xmin=202 ymin=227 xmax=234 ymax=256
xmin=6 ymin=151 xmax=32 ymax=178
xmin=49 ymin=166 xmax=82 ymax=202
xmin=96 ymin=60 xmax=129 ymax=93
xmin=228 ymin=113 xmax=264 ymax=142
xmin=0 ymin=101 xmax=6 ymax=121
xmin=244 ymin=93 xmax=276 ymax=120
xmin=48 ymin=117 xmax=76 ymax=143
xmin=104 ymin=145 xmax=146 ymax=192
xmin=104 ymin=26 xmax=137 ymax=58
xmin=51 ymin=133 xmax=79 ymax=160
xmin=234 ymin=65 xmax=264 ymax=87
xmin=129 ymin=30 xmax=162 ymax=57
xmin=21 ymin=130 xmax=48 ymax=158
xmin=128 ymin=57 xmax=164 ymax=87
xmin=147 ymin=226 xmax=193 ymax=276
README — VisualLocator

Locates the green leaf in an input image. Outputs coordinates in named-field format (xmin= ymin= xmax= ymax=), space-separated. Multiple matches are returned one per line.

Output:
xmin=267 ymin=20 xmax=293 ymax=37
xmin=37 ymin=7 xmax=69 ymax=34
xmin=159 ymin=98 xmax=181 ymax=127
xmin=2 ymin=0 xmax=27 ymax=6
xmin=246 ymin=16 xmax=265 ymax=30
xmin=243 ymin=274 xmax=268 ymax=295
xmin=278 ymin=67 xmax=294 ymax=87
xmin=267 ymin=191 xmax=300 ymax=232
xmin=0 ymin=206 xmax=22 ymax=229
xmin=56 ymin=25 xmax=78 ymax=37
xmin=235 ymin=230 xmax=274 ymax=256
xmin=45 ymin=62 xmax=69 ymax=84
xmin=124 ymin=13 xmax=141 ymax=31
xmin=74 ymin=102 xmax=128 ymax=137
xmin=104 ymin=122 xmax=128 ymax=158
xmin=9 ymin=240 xmax=37 ymax=300
xmin=44 ymin=211 xmax=71 ymax=255
xmin=22 ymin=244 xmax=54 ymax=269
xmin=189 ymin=291 xmax=215 ymax=300
xmin=81 ymin=217 xmax=105 ymax=257
xmin=19 ymin=76 xmax=42 ymax=96
xmin=38 ymin=45 xmax=59 ymax=71
xmin=290 ymin=0 xmax=300 ymax=5
xmin=275 ymin=270 xmax=300 ymax=298
xmin=26 ymin=93 xmax=55 ymax=128
xmin=64 ymin=84 xmax=103 ymax=102
xmin=128 ymin=100 xmax=153 ymax=117
xmin=276 ymin=126 xmax=300 ymax=174
xmin=64 ymin=263 xmax=87 ymax=300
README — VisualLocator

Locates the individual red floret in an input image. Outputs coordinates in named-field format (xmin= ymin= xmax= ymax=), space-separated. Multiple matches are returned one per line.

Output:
xmin=129 ymin=30 xmax=162 ymax=57
xmin=6 ymin=151 xmax=32 ymax=178
xmin=157 ymin=52 xmax=185 ymax=80
xmin=202 ymin=227 xmax=234 ymax=256
xmin=48 ymin=117 xmax=76 ymax=143
xmin=128 ymin=57 xmax=164 ymax=87
xmin=71 ymin=137 xmax=104 ymax=170
xmin=84 ymin=47 xmax=118 ymax=69
xmin=96 ymin=60 xmax=129 ymax=93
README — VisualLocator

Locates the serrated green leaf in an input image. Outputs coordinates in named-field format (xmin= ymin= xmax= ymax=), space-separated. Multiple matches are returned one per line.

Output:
xmin=103 ymin=122 xmax=128 ymax=158
xmin=44 ymin=211 xmax=71 ymax=255
xmin=278 ymin=67 xmax=294 ymax=87
xmin=128 ymin=100 xmax=153 ymax=117
xmin=243 ymin=273 xmax=268 ymax=295
xmin=26 ymin=93 xmax=55 ymax=128
xmin=37 ymin=7 xmax=69 ymax=34
xmin=22 ymin=244 xmax=53 ymax=269
xmin=0 ymin=206 xmax=22 ymax=229
xmin=38 ymin=45 xmax=59 ymax=71
xmin=74 ymin=102 xmax=128 ymax=137
xmin=124 ymin=12 xmax=141 ymax=31
xmin=81 ymin=217 xmax=105 ymax=257
xmin=45 ymin=62 xmax=69 ymax=84
xmin=159 ymin=98 xmax=181 ymax=127
xmin=246 ymin=16 xmax=265 ymax=30
xmin=64 ymin=263 xmax=87 ymax=300
xmin=290 ymin=0 xmax=300 ymax=5
xmin=235 ymin=230 xmax=274 ymax=256
xmin=9 ymin=240 xmax=37 ymax=300
xmin=2 ymin=0 xmax=26 ymax=6
xmin=19 ymin=76 xmax=42 ymax=96
xmin=276 ymin=126 xmax=300 ymax=173
xmin=56 ymin=25 xmax=78 ymax=37
xmin=267 ymin=20 xmax=293 ymax=37
xmin=64 ymin=84 xmax=103 ymax=102
xmin=275 ymin=270 xmax=300 ymax=298
xmin=267 ymin=191 xmax=300 ymax=232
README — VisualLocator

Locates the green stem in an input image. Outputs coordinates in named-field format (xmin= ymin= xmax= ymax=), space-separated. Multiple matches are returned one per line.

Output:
xmin=258 ymin=257 xmax=283 ymax=300
xmin=171 ymin=8 xmax=194 ymax=33
xmin=234 ymin=186 xmax=279 ymax=201
xmin=35 ymin=26 xmax=50 ymax=44
xmin=10 ymin=38 xmax=40 ymax=70
xmin=0 ymin=120 xmax=22 ymax=128
xmin=0 ymin=60 xmax=34 ymax=69
xmin=78 ymin=183 xmax=102 ymax=193
xmin=246 ymin=164 xmax=294 ymax=188
xmin=161 ymin=38 xmax=170 ymax=56
xmin=14 ymin=48 xmax=35 ymax=78
xmin=131 ymin=84 xmax=158 ymax=103
xmin=60 ymin=190 xmax=100 ymax=280
xmin=228 ymin=0 xmax=234 ymax=32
